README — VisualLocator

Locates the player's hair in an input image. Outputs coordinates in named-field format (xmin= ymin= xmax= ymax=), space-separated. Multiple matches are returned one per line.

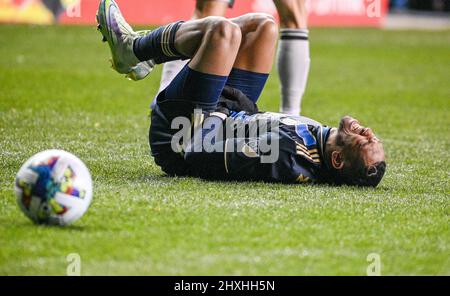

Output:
xmin=336 ymin=144 xmax=386 ymax=187
xmin=331 ymin=128 xmax=386 ymax=187
xmin=343 ymin=161 xmax=386 ymax=187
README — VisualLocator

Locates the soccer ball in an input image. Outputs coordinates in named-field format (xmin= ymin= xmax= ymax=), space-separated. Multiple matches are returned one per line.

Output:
xmin=14 ymin=150 xmax=93 ymax=226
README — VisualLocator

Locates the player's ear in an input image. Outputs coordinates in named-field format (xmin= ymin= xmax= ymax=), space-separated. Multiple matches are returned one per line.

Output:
xmin=331 ymin=150 xmax=345 ymax=170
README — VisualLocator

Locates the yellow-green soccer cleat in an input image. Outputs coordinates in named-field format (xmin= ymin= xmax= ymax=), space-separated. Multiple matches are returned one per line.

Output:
xmin=96 ymin=0 xmax=154 ymax=81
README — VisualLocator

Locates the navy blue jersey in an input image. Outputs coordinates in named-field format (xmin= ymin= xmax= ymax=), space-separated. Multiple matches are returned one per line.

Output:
xmin=184 ymin=111 xmax=332 ymax=183
xmin=150 ymin=103 xmax=333 ymax=184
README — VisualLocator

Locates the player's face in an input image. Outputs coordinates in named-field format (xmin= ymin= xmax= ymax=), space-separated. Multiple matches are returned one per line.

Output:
xmin=337 ymin=116 xmax=385 ymax=167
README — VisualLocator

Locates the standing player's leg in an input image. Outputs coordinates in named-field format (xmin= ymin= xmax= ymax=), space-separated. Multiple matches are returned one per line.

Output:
xmin=273 ymin=0 xmax=310 ymax=115
xmin=158 ymin=0 xmax=233 ymax=95
xmin=194 ymin=0 xmax=231 ymax=19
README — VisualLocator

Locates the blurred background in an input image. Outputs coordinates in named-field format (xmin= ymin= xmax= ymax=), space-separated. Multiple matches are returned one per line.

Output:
xmin=0 ymin=0 xmax=449 ymax=29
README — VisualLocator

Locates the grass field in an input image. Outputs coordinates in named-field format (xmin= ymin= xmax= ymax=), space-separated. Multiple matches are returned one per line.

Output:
xmin=0 ymin=24 xmax=449 ymax=275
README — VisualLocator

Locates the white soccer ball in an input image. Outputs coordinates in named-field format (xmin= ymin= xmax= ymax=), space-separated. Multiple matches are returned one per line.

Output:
xmin=14 ymin=150 xmax=93 ymax=226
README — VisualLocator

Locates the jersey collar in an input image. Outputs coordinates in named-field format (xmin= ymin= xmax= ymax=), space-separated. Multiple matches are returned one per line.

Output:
xmin=317 ymin=126 xmax=332 ymax=169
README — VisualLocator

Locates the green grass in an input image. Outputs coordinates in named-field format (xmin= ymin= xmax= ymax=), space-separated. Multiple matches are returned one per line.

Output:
xmin=0 ymin=24 xmax=449 ymax=275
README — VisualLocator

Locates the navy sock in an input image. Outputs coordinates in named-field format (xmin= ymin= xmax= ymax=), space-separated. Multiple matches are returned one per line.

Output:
xmin=225 ymin=68 xmax=269 ymax=103
xmin=133 ymin=21 xmax=185 ymax=64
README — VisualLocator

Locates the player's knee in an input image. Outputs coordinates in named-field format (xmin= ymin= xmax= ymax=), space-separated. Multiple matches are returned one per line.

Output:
xmin=209 ymin=17 xmax=242 ymax=47
xmin=258 ymin=17 xmax=278 ymax=42
xmin=256 ymin=13 xmax=276 ymax=23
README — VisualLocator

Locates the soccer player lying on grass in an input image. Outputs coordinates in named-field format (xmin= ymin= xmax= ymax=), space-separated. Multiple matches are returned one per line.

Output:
xmin=96 ymin=0 xmax=386 ymax=187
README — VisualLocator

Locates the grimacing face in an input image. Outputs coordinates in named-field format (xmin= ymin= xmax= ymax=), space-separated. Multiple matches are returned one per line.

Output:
xmin=336 ymin=116 xmax=385 ymax=168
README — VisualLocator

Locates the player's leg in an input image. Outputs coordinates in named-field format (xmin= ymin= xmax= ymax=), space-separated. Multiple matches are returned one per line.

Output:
xmin=154 ymin=16 xmax=242 ymax=118
xmin=194 ymin=0 xmax=230 ymax=18
xmin=224 ymin=13 xmax=279 ymax=103
xmin=158 ymin=14 xmax=278 ymax=112
xmin=150 ymin=15 xmax=242 ymax=177
xmin=173 ymin=17 xmax=241 ymax=76
xmin=273 ymin=0 xmax=310 ymax=115
xmin=231 ymin=13 xmax=278 ymax=74
xmin=158 ymin=0 xmax=232 ymax=95
xmin=97 ymin=0 xmax=239 ymax=83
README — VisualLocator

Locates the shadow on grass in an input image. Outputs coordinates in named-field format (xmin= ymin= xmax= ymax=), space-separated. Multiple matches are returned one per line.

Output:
xmin=135 ymin=172 xmax=385 ymax=191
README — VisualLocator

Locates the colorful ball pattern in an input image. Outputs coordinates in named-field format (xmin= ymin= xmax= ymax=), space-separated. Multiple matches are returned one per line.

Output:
xmin=15 ymin=150 xmax=93 ymax=226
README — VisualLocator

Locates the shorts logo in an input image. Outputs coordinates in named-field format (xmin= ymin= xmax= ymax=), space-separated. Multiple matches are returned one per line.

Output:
xmin=242 ymin=140 xmax=259 ymax=158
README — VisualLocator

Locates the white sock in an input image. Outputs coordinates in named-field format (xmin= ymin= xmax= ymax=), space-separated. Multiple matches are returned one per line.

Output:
xmin=158 ymin=59 xmax=189 ymax=93
xmin=277 ymin=29 xmax=310 ymax=115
